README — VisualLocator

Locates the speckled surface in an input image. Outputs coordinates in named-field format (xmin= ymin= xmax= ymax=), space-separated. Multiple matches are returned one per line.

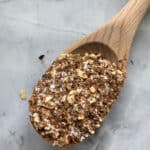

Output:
xmin=0 ymin=0 xmax=150 ymax=150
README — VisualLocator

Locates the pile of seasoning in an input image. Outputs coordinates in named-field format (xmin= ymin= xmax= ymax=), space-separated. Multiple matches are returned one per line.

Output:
xmin=29 ymin=53 xmax=126 ymax=147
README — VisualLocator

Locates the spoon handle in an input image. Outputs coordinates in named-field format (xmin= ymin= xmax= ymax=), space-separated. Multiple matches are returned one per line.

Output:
xmin=64 ymin=0 xmax=150 ymax=61
xmin=108 ymin=0 xmax=150 ymax=59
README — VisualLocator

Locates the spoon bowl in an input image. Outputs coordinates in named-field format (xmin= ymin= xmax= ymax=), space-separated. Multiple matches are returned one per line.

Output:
xmin=71 ymin=42 xmax=118 ymax=63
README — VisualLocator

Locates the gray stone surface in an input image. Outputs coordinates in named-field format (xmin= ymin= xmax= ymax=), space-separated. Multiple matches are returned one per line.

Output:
xmin=0 ymin=0 xmax=150 ymax=150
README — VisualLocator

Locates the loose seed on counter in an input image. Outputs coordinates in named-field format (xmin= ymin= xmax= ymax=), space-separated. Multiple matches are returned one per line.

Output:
xmin=19 ymin=89 xmax=27 ymax=100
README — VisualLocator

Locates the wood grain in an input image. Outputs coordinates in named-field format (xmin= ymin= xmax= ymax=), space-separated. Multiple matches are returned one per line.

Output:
xmin=64 ymin=0 xmax=150 ymax=63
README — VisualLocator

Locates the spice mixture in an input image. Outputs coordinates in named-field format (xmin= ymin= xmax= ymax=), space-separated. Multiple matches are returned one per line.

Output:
xmin=29 ymin=53 xmax=126 ymax=147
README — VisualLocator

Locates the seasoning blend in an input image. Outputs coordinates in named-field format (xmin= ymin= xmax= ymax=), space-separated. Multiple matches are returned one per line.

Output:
xmin=29 ymin=53 xmax=126 ymax=147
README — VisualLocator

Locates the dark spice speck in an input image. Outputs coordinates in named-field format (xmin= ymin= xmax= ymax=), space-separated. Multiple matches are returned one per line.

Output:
xmin=39 ymin=55 xmax=45 ymax=60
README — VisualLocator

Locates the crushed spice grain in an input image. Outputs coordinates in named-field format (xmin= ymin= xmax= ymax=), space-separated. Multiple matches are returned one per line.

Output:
xmin=20 ymin=89 xmax=27 ymax=100
xmin=29 ymin=53 xmax=126 ymax=147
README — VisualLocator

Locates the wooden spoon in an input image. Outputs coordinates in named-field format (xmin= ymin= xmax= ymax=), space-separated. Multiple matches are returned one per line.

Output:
xmin=64 ymin=0 xmax=150 ymax=67
xmin=30 ymin=0 xmax=150 ymax=147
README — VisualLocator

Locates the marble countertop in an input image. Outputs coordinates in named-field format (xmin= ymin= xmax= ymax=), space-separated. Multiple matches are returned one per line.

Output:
xmin=0 ymin=0 xmax=150 ymax=150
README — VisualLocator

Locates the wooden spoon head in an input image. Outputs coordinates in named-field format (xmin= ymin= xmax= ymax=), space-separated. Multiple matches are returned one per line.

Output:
xmin=64 ymin=39 xmax=128 ymax=73
xmin=63 ymin=26 xmax=128 ymax=71
xmin=63 ymin=21 xmax=125 ymax=61
xmin=70 ymin=42 xmax=118 ymax=63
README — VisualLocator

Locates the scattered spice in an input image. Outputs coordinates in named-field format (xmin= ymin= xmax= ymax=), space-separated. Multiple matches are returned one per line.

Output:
xmin=38 ymin=54 xmax=45 ymax=61
xmin=29 ymin=53 xmax=126 ymax=147
xmin=20 ymin=89 xmax=27 ymax=100
xmin=130 ymin=60 xmax=134 ymax=65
